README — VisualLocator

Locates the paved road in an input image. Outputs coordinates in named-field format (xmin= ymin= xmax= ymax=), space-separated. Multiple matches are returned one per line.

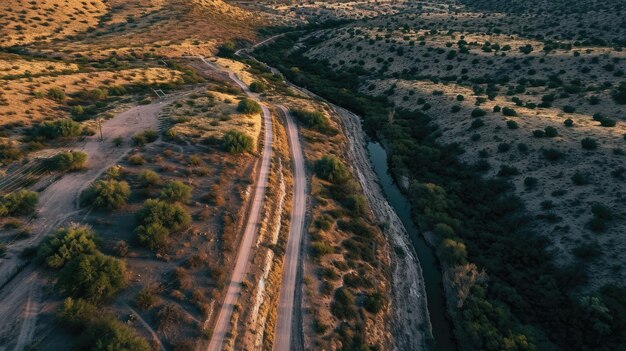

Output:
xmin=204 ymin=62 xmax=274 ymax=351
xmin=273 ymin=106 xmax=307 ymax=351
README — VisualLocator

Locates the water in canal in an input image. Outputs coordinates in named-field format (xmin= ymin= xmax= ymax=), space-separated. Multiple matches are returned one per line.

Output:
xmin=367 ymin=141 xmax=457 ymax=351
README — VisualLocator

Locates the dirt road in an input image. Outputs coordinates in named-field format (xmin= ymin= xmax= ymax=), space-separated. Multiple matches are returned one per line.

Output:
xmin=0 ymin=95 xmax=180 ymax=351
xmin=272 ymin=106 xmax=307 ymax=351
xmin=203 ymin=62 xmax=274 ymax=351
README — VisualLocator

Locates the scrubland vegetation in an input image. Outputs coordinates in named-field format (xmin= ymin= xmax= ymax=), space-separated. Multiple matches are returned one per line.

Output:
xmin=254 ymin=3 xmax=626 ymax=346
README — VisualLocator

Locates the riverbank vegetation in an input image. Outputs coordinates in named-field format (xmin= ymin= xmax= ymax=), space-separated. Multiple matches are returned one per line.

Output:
xmin=254 ymin=32 xmax=626 ymax=351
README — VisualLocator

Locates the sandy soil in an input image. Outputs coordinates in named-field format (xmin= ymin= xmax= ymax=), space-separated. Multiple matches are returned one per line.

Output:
xmin=0 ymin=93 xmax=185 ymax=350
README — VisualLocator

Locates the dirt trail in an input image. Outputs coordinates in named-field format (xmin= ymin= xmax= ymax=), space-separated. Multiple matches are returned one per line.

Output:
xmin=334 ymin=105 xmax=432 ymax=350
xmin=204 ymin=61 xmax=274 ymax=351
xmin=0 ymin=95 xmax=181 ymax=351
xmin=272 ymin=106 xmax=307 ymax=351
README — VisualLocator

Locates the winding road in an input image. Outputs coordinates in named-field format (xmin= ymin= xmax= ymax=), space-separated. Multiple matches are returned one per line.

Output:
xmin=204 ymin=61 xmax=274 ymax=351
xmin=273 ymin=106 xmax=307 ymax=351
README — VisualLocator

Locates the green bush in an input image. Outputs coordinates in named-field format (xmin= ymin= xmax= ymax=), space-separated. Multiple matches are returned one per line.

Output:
xmin=524 ymin=177 xmax=538 ymax=188
xmin=544 ymin=126 xmax=558 ymax=137
xmin=363 ymin=292 xmax=385 ymax=314
xmin=506 ymin=120 xmax=518 ymax=129
xmin=132 ymin=130 xmax=158 ymax=146
xmin=471 ymin=108 xmax=487 ymax=118
xmin=564 ymin=118 xmax=574 ymax=127
xmin=37 ymin=224 xmax=99 ymax=269
xmin=47 ymin=87 xmax=66 ymax=100
xmin=58 ymin=298 xmax=151 ymax=350
xmin=502 ymin=107 xmax=517 ymax=116
xmin=331 ymin=287 xmax=356 ymax=319
xmin=34 ymin=119 xmax=82 ymax=139
xmin=437 ymin=238 xmax=467 ymax=265
xmin=470 ymin=119 xmax=485 ymax=129
xmin=0 ymin=142 xmax=22 ymax=164
xmin=217 ymin=41 xmax=236 ymax=58
xmin=2 ymin=189 xmax=38 ymax=216
xmin=571 ymin=171 xmax=590 ymax=185
xmin=49 ymin=151 xmax=88 ymax=171
xmin=310 ymin=241 xmax=334 ymax=257
xmin=138 ymin=169 xmax=161 ymax=187
xmin=581 ymin=138 xmax=598 ymax=150
xmin=160 ymin=180 xmax=193 ymax=203
xmin=249 ymin=81 xmax=267 ymax=93
xmin=82 ymin=180 xmax=131 ymax=210
xmin=542 ymin=148 xmax=564 ymax=161
xmin=237 ymin=98 xmax=262 ymax=114
xmin=291 ymin=109 xmax=335 ymax=134
xmin=222 ymin=129 xmax=253 ymax=154
xmin=314 ymin=155 xmax=349 ymax=184
xmin=58 ymin=254 xmax=127 ymax=303
xmin=135 ymin=199 xmax=191 ymax=249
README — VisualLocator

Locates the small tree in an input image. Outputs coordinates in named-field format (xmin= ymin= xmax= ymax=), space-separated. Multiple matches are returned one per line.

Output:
xmin=222 ymin=129 xmax=253 ymax=154
xmin=314 ymin=156 xmax=349 ymax=184
xmin=217 ymin=41 xmax=236 ymax=58
xmin=50 ymin=151 xmax=88 ymax=171
xmin=37 ymin=224 xmax=99 ymax=269
xmin=2 ymin=189 xmax=38 ymax=216
xmin=544 ymin=126 xmax=558 ymax=137
xmin=581 ymin=138 xmax=598 ymax=150
xmin=135 ymin=199 xmax=191 ymax=249
xmin=47 ymin=87 xmax=66 ymax=100
xmin=249 ymin=81 xmax=267 ymax=93
xmin=237 ymin=98 xmax=262 ymax=114
xmin=160 ymin=180 xmax=193 ymax=203
xmin=82 ymin=179 xmax=131 ymax=210
xmin=58 ymin=254 xmax=127 ymax=304
xmin=138 ymin=169 xmax=162 ymax=187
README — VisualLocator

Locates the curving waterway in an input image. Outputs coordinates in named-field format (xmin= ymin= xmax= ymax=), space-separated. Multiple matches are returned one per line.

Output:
xmin=367 ymin=141 xmax=457 ymax=351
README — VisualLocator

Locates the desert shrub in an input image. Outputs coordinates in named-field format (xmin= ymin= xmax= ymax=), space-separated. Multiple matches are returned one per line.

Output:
xmin=542 ymin=148 xmax=564 ymax=161
xmin=502 ymin=107 xmax=517 ymax=116
xmin=438 ymin=238 xmax=467 ymax=265
xmin=572 ymin=242 xmax=603 ymax=260
xmin=82 ymin=180 xmax=130 ymax=210
xmin=564 ymin=118 xmax=574 ymax=127
xmin=222 ymin=129 xmax=253 ymax=154
xmin=47 ymin=87 xmax=66 ymax=100
xmin=493 ymin=105 xmax=501 ymax=113
xmin=471 ymin=108 xmax=487 ymax=118
xmin=291 ymin=109 xmax=335 ymax=134
xmin=0 ymin=142 xmax=23 ymax=163
xmin=331 ymin=287 xmax=356 ymax=319
xmin=600 ymin=118 xmax=617 ymax=127
xmin=217 ymin=41 xmax=236 ymax=58
xmin=310 ymin=241 xmax=334 ymax=257
xmin=314 ymin=156 xmax=349 ymax=184
xmin=135 ymin=199 xmax=191 ymax=249
xmin=506 ymin=120 xmax=518 ymax=129
xmin=37 ymin=224 xmax=99 ymax=269
xmin=132 ymin=130 xmax=158 ymax=146
xmin=2 ymin=189 xmax=38 ymax=216
xmin=237 ymin=98 xmax=262 ymax=114
xmin=498 ymin=143 xmax=511 ymax=152
xmin=532 ymin=130 xmax=545 ymax=138
xmin=612 ymin=82 xmax=626 ymax=104
xmin=34 ymin=119 xmax=82 ymax=139
xmin=563 ymin=105 xmax=576 ymax=113
xmin=544 ymin=126 xmax=558 ymax=137
xmin=497 ymin=165 xmax=519 ymax=177
xmin=571 ymin=171 xmax=590 ymax=185
xmin=451 ymin=105 xmax=461 ymax=113
xmin=85 ymin=315 xmax=151 ymax=350
xmin=49 ymin=151 xmax=88 ymax=171
xmin=160 ymin=180 xmax=192 ymax=203
xmin=58 ymin=298 xmax=150 ymax=350
xmin=135 ymin=287 xmax=156 ymax=309
xmin=249 ymin=81 xmax=267 ymax=93
xmin=581 ymin=138 xmax=598 ymax=150
xmin=589 ymin=203 xmax=612 ymax=233
xmin=138 ymin=169 xmax=161 ymax=187
xmin=363 ymin=292 xmax=385 ymax=314
xmin=58 ymin=254 xmax=127 ymax=303
xmin=128 ymin=154 xmax=145 ymax=165
xmin=470 ymin=119 xmax=484 ymax=129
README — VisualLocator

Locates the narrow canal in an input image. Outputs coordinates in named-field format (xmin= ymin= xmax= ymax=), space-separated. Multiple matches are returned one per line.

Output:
xmin=367 ymin=141 xmax=456 ymax=351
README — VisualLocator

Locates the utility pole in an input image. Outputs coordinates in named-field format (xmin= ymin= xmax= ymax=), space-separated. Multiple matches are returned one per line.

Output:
xmin=97 ymin=118 xmax=104 ymax=141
